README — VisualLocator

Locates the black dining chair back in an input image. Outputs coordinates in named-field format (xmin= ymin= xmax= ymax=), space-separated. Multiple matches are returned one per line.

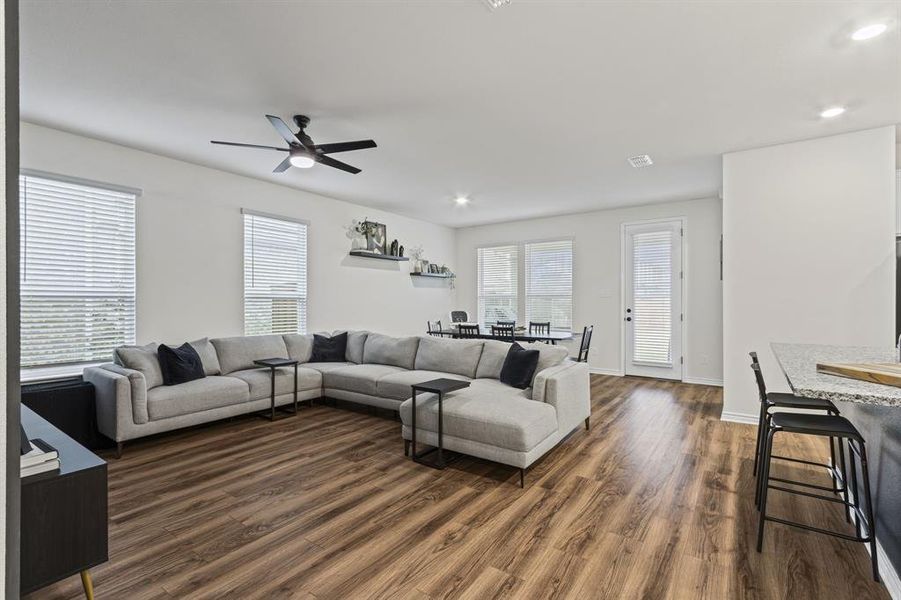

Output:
xmin=529 ymin=322 xmax=551 ymax=335
xmin=491 ymin=324 xmax=515 ymax=342
xmin=457 ymin=324 xmax=481 ymax=338
xmin=576 ymin=325 xmax=593 ymax=362
xmin=427 ymin=320 xmax=443 ymax=337
xmin=496 ymin=320 xmax=515 ymax=328
xmin=450 ymin=311 xmax=469 ymax=323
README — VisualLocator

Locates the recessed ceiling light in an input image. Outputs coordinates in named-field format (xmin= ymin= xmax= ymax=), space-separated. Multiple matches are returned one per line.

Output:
xmin=851 ymin=23 xmax=888 ymax=41
xmin=627 ymin=155 xmax=653 ymax=168
xmin=482 ymin=0 xmax=511 ymax=10
xmin=820 ymin=106 xmax=846 ymax=119
xmin=455 ymin=196 xmax=470 ymax=205
xmin=289 ymin=154 xmax=315 ymax=168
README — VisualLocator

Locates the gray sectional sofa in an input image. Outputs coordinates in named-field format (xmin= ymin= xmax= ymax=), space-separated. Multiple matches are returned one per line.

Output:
xmin=84 ymin=331 xmax=590 ymax=477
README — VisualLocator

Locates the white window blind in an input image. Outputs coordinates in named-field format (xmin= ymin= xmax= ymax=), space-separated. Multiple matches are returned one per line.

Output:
xmin=19 ymin=173 xmax=136 ymax=368
xmin=525 ymin=239 xmax=572 ymax=330
xmin=477 ymin=245 xmax=518 ymax=324
xmin=631 ymin=230 xmax=672 ymax=365
xmin=243 ymin=212 xmax=308 ymax=335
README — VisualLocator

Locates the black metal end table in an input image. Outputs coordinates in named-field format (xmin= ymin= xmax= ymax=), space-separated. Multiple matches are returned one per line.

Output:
xmin=409 ymin=378 xmax=471 ymax=469
xmin=253 ymin=358 xmax=299 ymax=421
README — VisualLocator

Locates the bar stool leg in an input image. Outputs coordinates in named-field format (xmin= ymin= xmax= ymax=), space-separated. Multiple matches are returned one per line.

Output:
xmin=756 ymin=413 xmax=772 ymax=509
xmin=857 ymin=440 xmax=879 ymax=582
xmin=757 ymin=428 xmax=777 ymax=552
xmin=753 ymin=403 xmax=766 ymax=477
xmin=837 ymin=437 xmax=851 ymax=523
xmin=828 ymin=435 xmax=837 ymax=491
xmin=849 ymin=444 xmax=862 ymax=539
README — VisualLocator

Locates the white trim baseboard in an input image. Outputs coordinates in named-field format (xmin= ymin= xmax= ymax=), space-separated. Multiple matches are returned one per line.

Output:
xmin=682 ymin=376 xmax=724 ymax=387
xmin=589 ymin=367 xmax=625 ymax=377
xmin=720 ymin=410 xmax=759 ymax=425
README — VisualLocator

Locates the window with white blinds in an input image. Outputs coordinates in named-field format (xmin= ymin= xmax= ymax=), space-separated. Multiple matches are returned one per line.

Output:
xmin=19 ymin=173 xmax=136 ymax=369
xmin=525 ymin=240 xmax=573 ymax=330
xmin=477 ymin=245 xmax=518 ymax=324
xmin=243 ymin=211 xmax=308 ymax=336
xmin=631 ymin=229 xmax=673 ymax=365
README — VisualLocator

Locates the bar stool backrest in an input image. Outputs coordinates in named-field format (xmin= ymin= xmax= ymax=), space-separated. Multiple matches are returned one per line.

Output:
xmin=750 ymin=362 xmax=768 ymax=404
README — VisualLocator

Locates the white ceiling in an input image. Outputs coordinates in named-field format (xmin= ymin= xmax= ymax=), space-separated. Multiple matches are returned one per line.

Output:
xmin=19 ymin=1 xmax=901 ymax=228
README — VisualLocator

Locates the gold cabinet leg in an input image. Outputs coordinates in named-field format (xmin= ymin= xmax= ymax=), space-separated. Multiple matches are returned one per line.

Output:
xmin=80 ymin=569 xmax=94 ymax=600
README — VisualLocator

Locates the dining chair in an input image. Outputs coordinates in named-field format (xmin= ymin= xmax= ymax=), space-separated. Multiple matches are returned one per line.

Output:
xmin=450 ymin=311 xmax=469 ymax=323
xmin=496 ymin=320 xmax=515 ymax=328
xmin=491 ymin=324 xmax=515 ymax=342
xmin=457 ymin=324 xmax=480 ymax=338
xmin=529 ymin=321 xmax=551 ymax=343
xmin=572 ymin=325 xmax=593 ymax=362
xmin=427 ymin=320 xmax=444 ymax=337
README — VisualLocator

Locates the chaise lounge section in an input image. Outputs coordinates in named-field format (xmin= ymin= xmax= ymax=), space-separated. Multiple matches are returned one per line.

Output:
xmin=84 ymin=331 xmax=590 ymax=477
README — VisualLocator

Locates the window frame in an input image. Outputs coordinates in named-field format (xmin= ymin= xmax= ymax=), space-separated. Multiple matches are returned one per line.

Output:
xmin=19 ymin=169 xmax=140 ymax=380
xmin=242 ymin=209 xmax=309 ymax=336
xmin=476 ymin=236 xmax=574 ymax=331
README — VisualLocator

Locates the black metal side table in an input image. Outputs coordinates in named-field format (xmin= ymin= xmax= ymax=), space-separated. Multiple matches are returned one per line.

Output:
xmin=253 ymin=358 xmax=299 ymax=421
xmin=409 ymin=378 xmax=471 ymax=469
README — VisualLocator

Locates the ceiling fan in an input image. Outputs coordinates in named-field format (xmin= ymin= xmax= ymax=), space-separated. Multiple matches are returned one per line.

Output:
xmin=211 ymin=114 xmax=376 ymax=174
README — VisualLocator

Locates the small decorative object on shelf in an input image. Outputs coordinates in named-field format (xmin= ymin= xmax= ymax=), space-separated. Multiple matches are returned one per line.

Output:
xmin=344 ymin=219 xmax=368 ymax=251
xmin=409 ymin=245 xmax=424 ymax=273
xmin=399 ymin=245 xmax=404 ymax=257
xmin=390 ymin=239 xmax=399 ymax=256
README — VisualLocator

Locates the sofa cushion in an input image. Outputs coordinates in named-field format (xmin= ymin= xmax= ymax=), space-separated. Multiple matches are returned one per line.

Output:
xmin=499 ymin=343 xmax=540 ymax=390
xmin=210 ymin=334 xmax=288 ymax=374
xmin=303 ymin=361 xmax=353 ymax=374
xmin=228 ymin=366 xmax=322 ymax=401
xmin=283 ymin=334 xmax=313 ymax=363
xmin=114 ymin=342 xmax=164 ymax=389
xmin=399 ymin=381 xmax=556 ymax=452
xmin=377 ymin=370 xmax=472 ymax=401
xmin=189 ymin=337 xmax=221 ymax=375
xmin=146 ymin=376 xmax=250 ymax=420
xmin=524 ymin=342 xmax=570 ymax=383
xmin=414 ymin=336 xmax=483 ymax=378
xmin=334 ymin=330 xmax=368 ymax=364
xmin=323 ymin=364 xmax=406 ymax=396
xmin=311 ymin=332 xmax=348 ymax=362
xmin=363 ymin=333 xmax=420 ymax=369
xmin=475 ymin=340 xmax=511 ymax=380
xmin=158 ymin=342 xmax=206 ymax=386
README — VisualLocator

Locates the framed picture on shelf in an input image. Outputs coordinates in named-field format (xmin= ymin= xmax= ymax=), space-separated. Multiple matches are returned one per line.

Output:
xmin=365 ymin=221 xmax=387 ymax=255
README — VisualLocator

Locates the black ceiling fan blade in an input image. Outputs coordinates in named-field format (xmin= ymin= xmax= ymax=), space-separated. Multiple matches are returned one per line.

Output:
xmin=265 ymin=115 xmax=303 ymax=147
xmin=312 ymin=140 xmax=377 ymax=154
xmin=211 ymin=140 xmax=288 ymax=151
xmin=273 ymin=156 xmax=293 ymax=173
xmin=316 ymin=154 xmax=362 ymax=174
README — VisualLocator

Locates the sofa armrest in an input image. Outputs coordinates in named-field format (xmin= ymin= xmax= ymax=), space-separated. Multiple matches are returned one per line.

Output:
xmin=83 ymin=364 xmax=147 ymax=442
xmin=533 ymin=361 xmax=590 ymax=435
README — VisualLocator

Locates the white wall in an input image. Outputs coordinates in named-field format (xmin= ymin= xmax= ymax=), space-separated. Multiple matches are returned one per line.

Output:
xmin=722 ymin=126 xmax=896 ymax=420
xmin=454 ymin=197 xmax=724 ymax=384
xmin=20 ymin=123 xmax=457 ymax=343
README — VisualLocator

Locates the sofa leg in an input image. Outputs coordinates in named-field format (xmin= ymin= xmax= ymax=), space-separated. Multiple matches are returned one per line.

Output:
xmin=585 ymin=416 xmax=590 ymax=431
xmin=519 ymin=468 xmax=525 ymax=488
xmin=115 ymin=442 xmax=124 ymax=459
xmin=404 ymin=439 xmax=410 ymax=457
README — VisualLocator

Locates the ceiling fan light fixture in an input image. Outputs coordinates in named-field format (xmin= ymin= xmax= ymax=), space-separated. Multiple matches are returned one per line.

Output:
xmin=289 ymin=154 xmax=315 ymax=169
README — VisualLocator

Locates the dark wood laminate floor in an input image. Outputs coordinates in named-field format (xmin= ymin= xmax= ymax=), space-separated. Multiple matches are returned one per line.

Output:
xmin=27 ymin=375 xmax=891 ymax=599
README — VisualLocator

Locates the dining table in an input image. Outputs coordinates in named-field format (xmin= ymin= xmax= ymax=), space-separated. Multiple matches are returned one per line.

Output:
xmin=435 ymin=326 xmax=573 ymax=344
xmin=770 ymin=342 xmax=901 ymax=406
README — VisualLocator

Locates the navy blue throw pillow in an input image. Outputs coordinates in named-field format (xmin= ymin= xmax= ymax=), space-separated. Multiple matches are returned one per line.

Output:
xmin=157 ymin=342 xmax=206 ymax=386
xmin=310 ymin=332 xmax=348 ymax=362
xmin=499 ymin=342 xmax=540 ymax=390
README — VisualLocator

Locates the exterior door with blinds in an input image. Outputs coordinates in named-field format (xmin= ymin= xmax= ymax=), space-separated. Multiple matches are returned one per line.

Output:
xmin=623 ymin=220 xmax=683 ymax=380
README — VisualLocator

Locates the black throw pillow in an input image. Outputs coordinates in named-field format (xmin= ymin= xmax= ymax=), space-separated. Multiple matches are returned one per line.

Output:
xmin=157 ymin=342 xmax=206 ymax=386
xmin=499 ymin=342 xmax=541 ymax=390
xmin=310 ymin=332 xmax=348 ymax=362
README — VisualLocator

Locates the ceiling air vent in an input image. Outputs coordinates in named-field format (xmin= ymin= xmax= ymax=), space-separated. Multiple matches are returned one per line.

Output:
xmin=627 ymin=155 xmax=654 ymax=168
xmin=482 ymin=0 xmax=511 ymax=10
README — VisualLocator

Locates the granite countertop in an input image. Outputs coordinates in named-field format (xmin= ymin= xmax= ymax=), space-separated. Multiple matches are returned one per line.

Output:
xmin=771 ymin=343 xmax=901 ymax=407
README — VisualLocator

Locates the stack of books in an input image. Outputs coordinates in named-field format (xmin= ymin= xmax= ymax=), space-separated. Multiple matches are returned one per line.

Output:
xmin=21 ymin=438 xmax=60 ymax=478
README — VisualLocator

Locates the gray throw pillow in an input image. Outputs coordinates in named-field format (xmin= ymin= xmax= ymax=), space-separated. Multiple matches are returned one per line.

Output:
xmin=189 ymin=337 xmax=221 ymax=376
xmin=114 ymin=342 xmax=164 ymax=389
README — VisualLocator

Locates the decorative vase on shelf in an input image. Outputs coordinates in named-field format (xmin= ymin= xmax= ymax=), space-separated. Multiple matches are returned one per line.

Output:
xmin=351 ymin=235 xmax=366 ymax=251
xmin=413 ymin=259 xmax=422 ymax=273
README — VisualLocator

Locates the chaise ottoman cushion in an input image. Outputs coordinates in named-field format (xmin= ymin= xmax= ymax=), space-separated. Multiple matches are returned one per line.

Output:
xmin=229 ymin=366 xmax=323 ymax=401
xmin=399 ymin=382 xmax=557 ymax=453
xmin=377 ymin=370 xmax=472 ymax=401
xmin=323 ymin=363 xmax=405 ymax=396
xmin=146 ymin=376 xmax=250 ymax=421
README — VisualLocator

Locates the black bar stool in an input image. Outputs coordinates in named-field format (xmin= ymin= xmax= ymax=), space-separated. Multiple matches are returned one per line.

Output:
xmin=749 ymin=353 xmax=845 ymax=511
xmin=757 ymin=412 xmax=879 ymax=582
